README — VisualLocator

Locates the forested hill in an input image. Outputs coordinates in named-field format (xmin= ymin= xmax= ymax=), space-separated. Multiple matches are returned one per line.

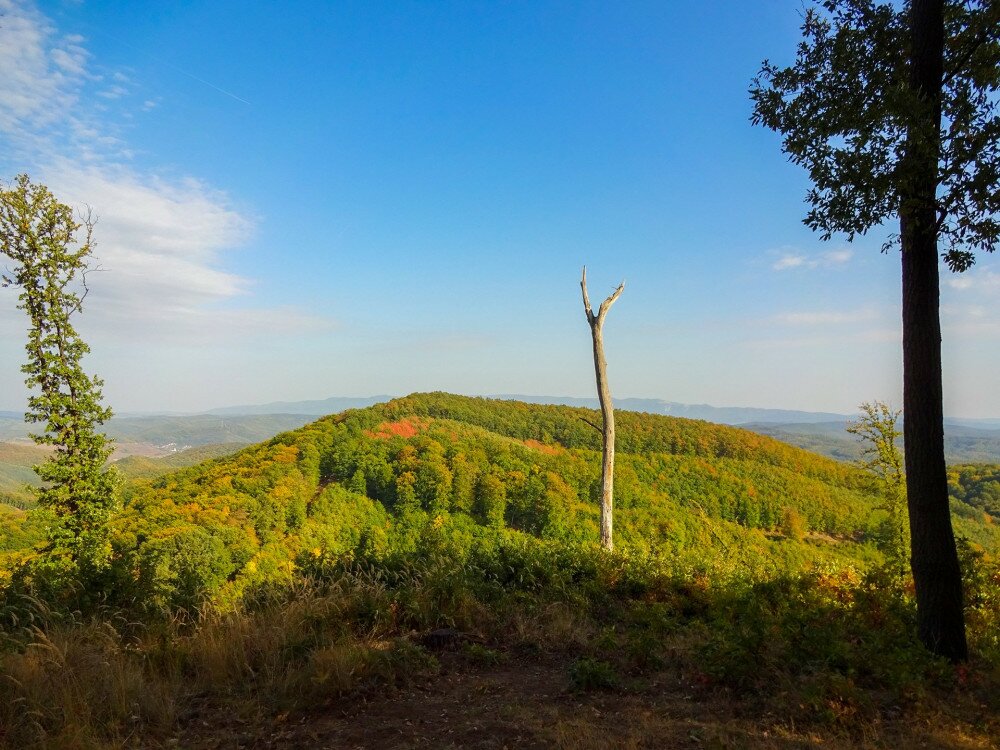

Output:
xmin=49 ymin=392 xmax=991 ymax=612
xmin=393 ymin=393 xmax=863 ymax=479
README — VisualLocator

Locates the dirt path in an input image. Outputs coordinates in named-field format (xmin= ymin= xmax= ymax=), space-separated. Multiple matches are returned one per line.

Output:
xmin=166 ymin=650 xmax=998 ymax=750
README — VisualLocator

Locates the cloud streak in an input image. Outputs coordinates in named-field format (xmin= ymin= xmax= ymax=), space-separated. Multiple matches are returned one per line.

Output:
xmin=947 ymin=269 xmax=999 ymax=291
xmin=0 ymin=0 xmax=331 ymax=346
xmin=743 ymin=327 xmax=901 ymax=351
xmin=771 ymin=308 xmax=879 ymax=326
xmin=770 ymin=248 xmax=853 ymax=271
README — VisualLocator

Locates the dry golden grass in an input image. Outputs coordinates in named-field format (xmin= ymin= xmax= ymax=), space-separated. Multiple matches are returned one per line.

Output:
xmin=0 ymin=569 xmax=997 ymax=750
xmin=504 ymin=601 xmax=594 ymax=651
xmin=0 ymin=621 xmax=179 ymax=749
xmin=0 ymin=582 xmax=447 ymax=749
xmin=2 ymin=610 xmax=998 ymax=750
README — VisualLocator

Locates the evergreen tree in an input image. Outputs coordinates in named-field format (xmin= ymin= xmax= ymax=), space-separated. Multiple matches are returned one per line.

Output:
xmin=0 ymin=175 xmax=119 ymax=571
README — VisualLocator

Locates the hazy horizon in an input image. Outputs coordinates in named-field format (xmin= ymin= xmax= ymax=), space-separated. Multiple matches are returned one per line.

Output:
xmin=4 ymin=390 xmax=1000 ymax=423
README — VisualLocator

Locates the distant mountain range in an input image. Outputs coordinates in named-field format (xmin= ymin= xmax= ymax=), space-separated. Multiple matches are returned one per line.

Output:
xmin=492 ymin=395 xmax=1000 ymax=431
xmin=2 ymin=394 xmax=998 ymax=464
xmin=494 ymin=396 xmax=850 ymax=425
xmin=5 ymin=394 xmax=999 ymax=427
xmin=204 ymin=396 xmax=390 ymax=416
xmin=200 ymin=394 xmax=1000 ymax=430
xmin=744 ymin=421 xmax=1000 ymax=465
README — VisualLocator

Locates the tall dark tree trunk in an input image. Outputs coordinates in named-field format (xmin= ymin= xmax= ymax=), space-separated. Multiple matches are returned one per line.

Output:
xmin=901 ymin=0 xmax=968 ymax=662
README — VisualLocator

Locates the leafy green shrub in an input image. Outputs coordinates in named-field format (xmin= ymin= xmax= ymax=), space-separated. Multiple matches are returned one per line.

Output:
xmin=140 ymin=526 xmax=235 ymax=611
xmin=569 ymin=656 xmax=618 ymax=691
xmin=461 ymin=642 xmax=506 ymax=667
xmin=958 ymin=539 xmax=1000 ymax=662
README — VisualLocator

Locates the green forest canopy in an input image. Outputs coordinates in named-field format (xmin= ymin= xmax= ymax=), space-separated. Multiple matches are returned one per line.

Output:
xmin=4 ymin=393 xmax=995 ymax=613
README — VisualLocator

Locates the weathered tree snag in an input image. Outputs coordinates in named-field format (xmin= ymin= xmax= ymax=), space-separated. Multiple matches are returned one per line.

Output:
xmin=580 ymin=266 xmax=624 ymax=551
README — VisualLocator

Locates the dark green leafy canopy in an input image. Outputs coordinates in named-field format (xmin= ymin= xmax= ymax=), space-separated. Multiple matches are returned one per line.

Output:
xmin=751 ymin=0 xmax=1000 ymax=271
xmin=0 ymin=175 xmax=118 ymax=566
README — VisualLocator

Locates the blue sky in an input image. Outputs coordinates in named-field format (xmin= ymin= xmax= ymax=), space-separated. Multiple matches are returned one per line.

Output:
xmin=1 ymin=0 xmax=997 ymax=416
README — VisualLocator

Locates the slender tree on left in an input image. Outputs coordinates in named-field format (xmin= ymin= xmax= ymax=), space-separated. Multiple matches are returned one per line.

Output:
xmin=0 ymin=174 xmax=119 ymax=572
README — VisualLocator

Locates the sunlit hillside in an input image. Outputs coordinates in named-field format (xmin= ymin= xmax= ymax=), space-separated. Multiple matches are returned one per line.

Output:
xmin=9 ymin=393 xmax=973 ymax=611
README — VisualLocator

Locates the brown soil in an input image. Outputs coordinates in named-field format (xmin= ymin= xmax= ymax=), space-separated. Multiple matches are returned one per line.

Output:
xmin=165 ymin=652 xmax=998 ymax=750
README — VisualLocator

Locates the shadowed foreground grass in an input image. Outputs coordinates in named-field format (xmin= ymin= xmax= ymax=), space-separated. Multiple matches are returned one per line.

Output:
xmin=1 ymin=540 xmax=998 ymax=749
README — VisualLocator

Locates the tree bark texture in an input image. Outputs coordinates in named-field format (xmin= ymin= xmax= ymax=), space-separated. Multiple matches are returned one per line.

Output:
xmin=581 ymin=267 xmax=624 ymax=551
xmin=901 ymin=0 xmax=968 ymax=662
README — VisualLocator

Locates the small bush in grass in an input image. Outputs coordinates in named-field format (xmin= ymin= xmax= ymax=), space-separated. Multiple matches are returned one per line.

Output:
xmin=796 ymin=672 xmax=875 ymax=727
xmin=695 ymin=568 xmax=945 ymax=716
xmin=461 ymin=642 xmax=506 ymax=667
xmin=626 ymin=630 xmax=665 ymax=672
xmin=569 ymin=656 xmax=617 ymax=691
xmin=305 ymin=638 xmax=438 ymax=696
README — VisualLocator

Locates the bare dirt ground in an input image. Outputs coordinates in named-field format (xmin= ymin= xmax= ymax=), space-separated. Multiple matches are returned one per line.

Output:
xmin=167 ymin=651 xmax=998 ymax=750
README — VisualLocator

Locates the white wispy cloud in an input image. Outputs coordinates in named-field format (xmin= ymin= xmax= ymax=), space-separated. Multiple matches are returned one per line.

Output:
xmin=0 ymin=0 xmax=332 ymax=346
xmin=772 ymin=254 xmax=805 ymax=270
xmin=770 ymin=248 xmax=854 ymax=271
xmin=941 ymin=304 xmax=988 ymax=319
xmin=772 ymin=308 xmax=878 ymax=326
xmin=97 ymin=84 xmax=129 ymax=100
xmin=941 ymin=266 xmax=1000 ymax=342
xmin=743 ymin=327 xmax=900 ymax=351
xmin=947 ymin=269 xmax=999 ymax=291
xmin=746 ymin=306 xmax=894 ymax=350
xmin=0 ymin=0 xmax=87 ymax=142
xmin=823 ymin=249 xmax=853 ymax=264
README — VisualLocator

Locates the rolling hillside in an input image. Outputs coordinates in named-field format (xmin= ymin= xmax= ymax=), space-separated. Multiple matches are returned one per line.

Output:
xmin=0 ymin=442 xmax=47 ymax=509
xmin=111 ymin=443 xmax=247 ymax=480
xmin=5 ymin=395 xmax=996 ymax=555
xmin=82 ymin=393 xmax=996 ymax=612
xmin=0 ymin=441 xmax=249 ymax=509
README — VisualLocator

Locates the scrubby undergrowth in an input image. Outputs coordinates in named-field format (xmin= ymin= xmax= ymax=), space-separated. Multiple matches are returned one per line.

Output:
xmin=1 ymin=530 xmax=998 ymax=749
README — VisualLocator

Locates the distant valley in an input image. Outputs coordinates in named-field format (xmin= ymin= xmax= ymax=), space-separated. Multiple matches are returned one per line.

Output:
xmin=0 ymin=412 xmax=315 ymax=453
xmin=3 ymin=394 xmax=999 ymax=468
xmin=745 ymin=420 xmax=1000 ymax=465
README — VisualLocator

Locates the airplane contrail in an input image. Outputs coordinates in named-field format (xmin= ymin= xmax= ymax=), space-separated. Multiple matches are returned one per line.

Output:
xmin=84 ymin=22 xmax=251 ymax=106
xmin=152 ymin=57 xmax=251 ymax=105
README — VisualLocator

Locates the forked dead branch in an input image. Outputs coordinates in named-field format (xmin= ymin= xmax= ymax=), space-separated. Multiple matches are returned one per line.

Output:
xmin=580 ymin=266 xmax=624 ymax=551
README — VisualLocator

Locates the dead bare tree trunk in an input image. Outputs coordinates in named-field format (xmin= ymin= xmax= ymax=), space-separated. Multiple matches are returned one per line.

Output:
xmin=581 ymin=267 xmax=624 ymax=551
